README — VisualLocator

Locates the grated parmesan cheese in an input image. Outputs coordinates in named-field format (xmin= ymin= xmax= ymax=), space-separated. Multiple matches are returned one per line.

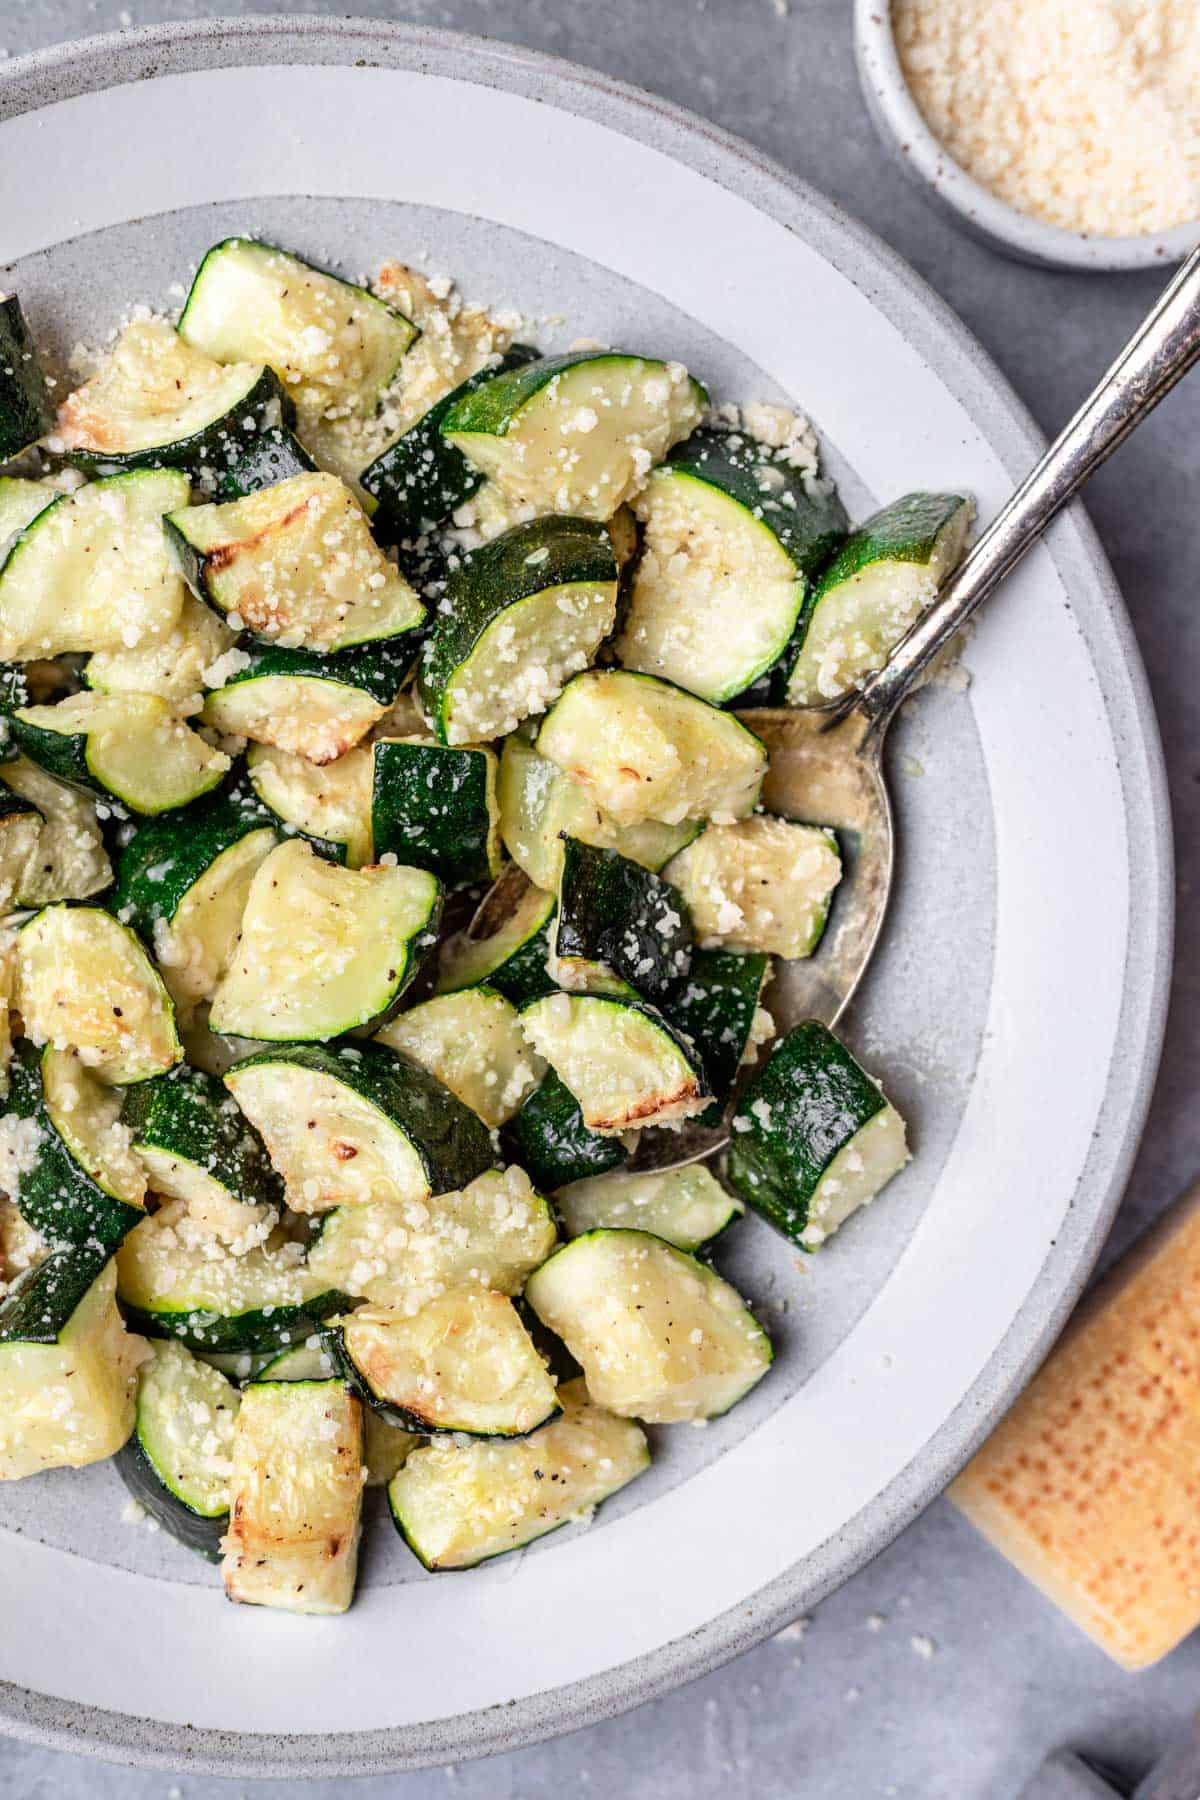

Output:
xmin=895 ymin=0 xmax=1200 ymax=237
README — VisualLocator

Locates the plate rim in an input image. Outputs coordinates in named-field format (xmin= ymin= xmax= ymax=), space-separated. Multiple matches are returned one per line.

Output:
xmin=0 ymin=15 xmax=1174 ymax=1777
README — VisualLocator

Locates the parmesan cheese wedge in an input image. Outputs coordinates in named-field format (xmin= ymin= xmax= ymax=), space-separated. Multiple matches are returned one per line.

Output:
xmin=951 ymin=1181 xmax=1200 ymax=1670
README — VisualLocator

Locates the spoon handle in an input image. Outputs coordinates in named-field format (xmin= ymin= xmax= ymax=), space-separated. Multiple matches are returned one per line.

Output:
xmin=858 ymin=243 xmax=1200 ymax=732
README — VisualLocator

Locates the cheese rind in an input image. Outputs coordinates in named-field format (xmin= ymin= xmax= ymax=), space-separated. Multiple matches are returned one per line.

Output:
xmin=951 ymin=1182 xmax=1200 ymax=1670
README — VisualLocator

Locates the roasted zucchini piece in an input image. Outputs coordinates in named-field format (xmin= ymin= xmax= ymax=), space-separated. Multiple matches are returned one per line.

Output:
xmin=526 ymin=1229 xmax=771 ymax=1422
xmin=53 ymin=318 xmax=288 ymax=479
xmin=115 ymin=1339 xmax=240 ymax=1559
xmin=0 ymin=468 xmax=188 ymax=662
xmin=11 ymin=692 xmax=230 ymax=815
xmin=726 ymin=1020 xmax=910 ymax=1248
xmin=375 ymin=986 xmax=544 ymax=1128
xmin=371 ymin=737 xmax=502 ymax=888
xmin=306 ymin=1166 xmax=557 ymax=1312
xmin=246 ymin=741 xmax=373 ymax=866
xmin=327 ymin=1288 xmax=558 ymax=1437
xmin=84 ymin=593 xmax=237 ymax=712
xmin=417 ymin=515 xmax=619 ymax=745
xmin=519 ymin=990 xmax=709 ymax=1133
xmin=166 ymin=471 xmax=425 ymax=652
xmin=442 ymin=350 xmax=706 ymax=519
xmin=436 ymin=864 xmax=558 ymax=1006
xmin=555 ymin=1164 xmax=742 ymax=1251
xmin=3 ymin=1041 xmax=146 ymax=1248
xmin=554 ymin=837 xmax=691 ymax=1001
xmin=617 ymin=427 xmax=848 ymax=703
xmin=221 ymin=1375 xmax=365 ymax=1615
xmin=0 ymin=756 xmax=111 ymax=906
xmin=536 ymin=670 xmax=767 ymax=827
xmin=224 ymin=1040 xmax=495 ymax=1215
xmin=208 ymin=839 xmax=441 ymax=1040
xmin=664 ymin=946 xmax=773 ymax=1125
xmin=202 ymin=637 xmax=416 ymax=764
xmin=121 ymin=1063 xmax=284 ymax=1246
xmin=501 ymin=1070 xmax=631 ymax=1192
xmin=664 ymin=817 xmax=842 ymax=960
xmin=388 ymin=1378 xmax=648 ymax=1569
xmin=16 ymin=904 xmax=181 ymax=1083
xmin=0 ymin=1252 xmax=146 ymax=1480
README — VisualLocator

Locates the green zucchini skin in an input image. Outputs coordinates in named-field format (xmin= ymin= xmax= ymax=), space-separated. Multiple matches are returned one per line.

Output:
xmin=665 ymin=947 xmax=770 ymax=1126
xmin=110 ymin=786 xmax=274 ymax=937
xmin=0 ymin=297 xmax=53 ymax=461
xmin=360 ymin=344 xmax=539 ymax=540
xmin=207 ymin=635 xmax=420 ymax=710
xmin=441 ymin=349 xmax=707 ymax=439
xmin=803 ymin=491 xmax=969 ymax=592
xmin=502 ymin=1070 xmax=629 ymax=1192
xmin=667 ymin=428 xmax=848 ymax=578
xmin=0 ymin=1243 xmax=111 ymax=1343
xmin=119 ymin=1290 xmax=352 ymax=1356
xmin=229 ymin=1040 xmax=497 ymax=1200
xmin=371 ymin=739 xmax=498 ymax=889
xmin=416 ymin=515 xmax=618 ymax=744
xmin=59 ymin=366 xmax=291 ymax=481
xmin=555 ymin=838 xmax=691 ymax=1001
xmin=115 ymin=1432 xmax=227 ymax=1560
xmin=215 ymin=424 xmax=316 ymax=500
xmin=7 ymin=713 xmax=93 ymax=795
xmin=725 ymin=1020 xmax=885 ymax=1241
xmin=121 ymin=1062 xmax=284 ymax=1212
xmin=6 ymin=1041 xmax=144 ymax=1249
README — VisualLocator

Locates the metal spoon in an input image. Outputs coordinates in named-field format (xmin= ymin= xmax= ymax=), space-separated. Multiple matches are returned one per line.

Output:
xmin=636 ymin=243 xmax=1200 ymax=1174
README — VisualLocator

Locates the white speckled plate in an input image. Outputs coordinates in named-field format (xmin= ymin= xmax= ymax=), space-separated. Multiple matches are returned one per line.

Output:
xmin=0 ymin=19 xmax=1172 ymax=1778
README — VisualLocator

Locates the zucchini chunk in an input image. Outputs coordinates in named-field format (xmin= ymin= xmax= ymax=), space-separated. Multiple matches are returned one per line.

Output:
xmin=115 ymin=1339 xmax=240 ymax=1559
xmin=536 ymin=670 xmax=767 ymax=827
xmin=53 ymin=318 xmax=288 ymax=479
xmin=498 ymin=732 xmax=699 ymax=894
xmin=556 ymin=1164 xmax=742 ymax=1251
xmin=526 ymin=1229 xmax=771 ymax=1422
xmin=519 ymin=991 xmax=709 ymax=1133
xmin=116 ymin=1199 xmax=349 ymax=1352
xmin=209 ymin=840 xmax=441 ymax=1040
xmin=0 ymin=756 xmax=111 ymax=906
xmin=221 ymin=1375 xmax=365 ymax=1615
xmin=179 ymin=237 xmax=417 ymax=424
xmin=785 ymin=492 xmax=972 ymax=706
xmin=665 ymin=818 xmax=841 ymax=959
xmin=166 ymin=472 xmax=425 ymax=653
xmin=112 ymin=791 xmax=278 ymax=1015
xmin=417 ymin=515 xmax=619 ymax=745
xmin=442 ymin=351 xmax=706 ymax=520
xmin=215 ymin=424 xmax=317 ymax=499
xmin=726 ymin=1020 xmax=910 ymax=1248
xmin=371 ymin=737 xmax=501 ymax=888
xmin=122 ymin=1064 xmax=284 ymax=1246
xmin=17 ymin=904 xmax=181 ymax=1083
xmin=327 ymin=1289 xmax=558 ymax=1437
xmin=12 ymin=692 xmax=230 ymax=815
xmin=0 ymin=1253 xmax=146 ymax=1479
xmin=665 ymin=946 xmax=773 ymax=1125
xmin=617 ymin=429 xmax=848 ymax=703
xmin=360 ymin=344 xmax=540 ymax=539
xmin=554 ymin=837 xmax=691 ymax=1001
xmin=436 ymin=865 xmax=557 ymax=1006
xmin=247 ymin=741 xmax=373 ymax=866
xmin=306 ymin=1166 xmax=557 ymax=1313
xmin=258 ymin=1339 xmax=418 ymax=1488
xmin=202 ymin=637 xmax=415 ymax=764
xmin=0 ymin=788 xmax=43 ymax=910
xmin=0 ymin=468 xmax=189 ymax=661
xmin=85 ymin=593 xmax=237 ymax=712
xmin=0 ymin=296 xmax=53 ymax=460
xmin=502 ymin=1070 xmax=630 ymax=1192
xmin=224 ymin=1041 xmax=494 ymax=1215
xmin=2 ymin=1042 xmax=145 ymax=1248
xmin=0 ymin=1197 xmax=46 ymax=1292
xmin=388 ymin=1377 xmax=648 ymax=1570
xmin=375 ymin=986 xmax=544 ymax=1128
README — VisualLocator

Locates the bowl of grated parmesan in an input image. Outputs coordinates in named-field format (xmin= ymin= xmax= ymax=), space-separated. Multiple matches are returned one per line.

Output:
xmin=855 ymin=0 xmax=1200 ymax=271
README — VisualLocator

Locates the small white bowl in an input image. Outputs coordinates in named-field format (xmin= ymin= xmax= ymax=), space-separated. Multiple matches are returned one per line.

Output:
xmin=854 ymin=0 xmax=1199 ymax=272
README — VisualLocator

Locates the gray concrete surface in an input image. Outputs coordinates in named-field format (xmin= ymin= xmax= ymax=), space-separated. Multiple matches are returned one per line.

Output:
xmin=1 ymin=3 xmax=1198 ymax=1796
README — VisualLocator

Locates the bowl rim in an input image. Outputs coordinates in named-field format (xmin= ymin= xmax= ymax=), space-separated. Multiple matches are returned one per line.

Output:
xmin=0 ymin=13 xmax=1174 ymax=1777
xmin=854 ymin=0 xmax=1200 ymax=272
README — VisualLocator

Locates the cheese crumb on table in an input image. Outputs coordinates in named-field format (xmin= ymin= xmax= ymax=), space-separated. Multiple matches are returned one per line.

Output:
xmin=894 ymin=0 xmax=1200 ymax=237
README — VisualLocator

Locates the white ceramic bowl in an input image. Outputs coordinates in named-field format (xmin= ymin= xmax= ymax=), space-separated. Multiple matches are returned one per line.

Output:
xmin=854 ymin=0 xmax=1200 ymax=272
